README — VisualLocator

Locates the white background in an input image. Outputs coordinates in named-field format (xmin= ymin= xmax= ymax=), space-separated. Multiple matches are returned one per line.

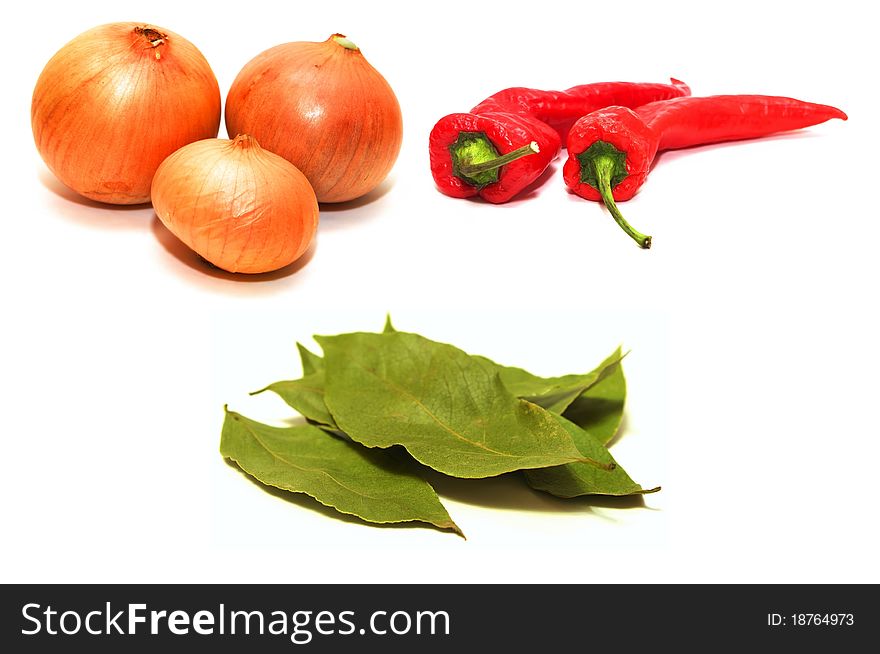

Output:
xmin=2 ymin=0 xmax=877 ymax=583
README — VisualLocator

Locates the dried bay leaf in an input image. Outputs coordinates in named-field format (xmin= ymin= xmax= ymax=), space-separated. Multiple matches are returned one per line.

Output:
xmin=524 ymin=413 xmax=658 ymax=497
xmin=562 ymin=351 xmax=626 ymax=445
xmin=478 ymin=347 xmax=626 ymax=414
xmin=252 ymin=342 xmax=333 ymax=428
xmin=296 ymin=342 xmax=324 ymax=375
xmin=385 ymin=316 xmax=621 ymax=410
xmin=253 ymin=372 xmax=337 ymax=430
xmin=290 ymin=321 xmax=623 ymax=428
xmin=290 ymin=316 xmax=393 ymax=377
xmin=528 ymin=348 xmax=624 ymax=414
xmin=220 ymin=408 xmax=462 ymax=535
xmin=318 ymin=331 xmax=597 ymax=478
xmin=274 ymin=348 xmax=624 ymax=433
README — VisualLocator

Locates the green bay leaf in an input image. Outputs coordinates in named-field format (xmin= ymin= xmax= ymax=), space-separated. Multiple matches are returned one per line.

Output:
xmin=317 ymin=331 xmax=592 ymax=478
xmin=220 ymin=408 xmax=461 ymax=535
xmin=524 ymin=413 xmax=658 ymax=497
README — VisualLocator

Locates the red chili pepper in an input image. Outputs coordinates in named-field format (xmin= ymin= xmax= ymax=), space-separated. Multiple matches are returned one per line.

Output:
xmin=429 ymin=111 xmax=561 ymax=204
xmin=564 ymin=95 xmax=848 ymax=248
xmin=471 ymin=79 xmax=691 ymax=141
xmin=430 ymin=80 xmax=691 ymax=204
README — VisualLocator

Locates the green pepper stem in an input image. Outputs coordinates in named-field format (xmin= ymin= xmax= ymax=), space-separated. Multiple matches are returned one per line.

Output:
xmin=458 ymin=141 xmax=539 ymax=176
xmin=593 ymin=156 xmax=652 ymax=249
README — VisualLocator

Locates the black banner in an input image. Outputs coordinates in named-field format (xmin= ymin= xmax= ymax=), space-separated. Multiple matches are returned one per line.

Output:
xmin=1 ymin=584 xmax=875 ymax=651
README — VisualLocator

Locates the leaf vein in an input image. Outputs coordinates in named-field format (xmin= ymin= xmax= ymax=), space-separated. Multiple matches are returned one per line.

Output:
xmin=239 ymin=420 xmax=383 ymax=501
xmin=349 ymin=359 xmax=514 ymax=457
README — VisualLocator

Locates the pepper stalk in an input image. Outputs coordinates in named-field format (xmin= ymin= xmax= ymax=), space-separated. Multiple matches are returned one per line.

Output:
xmin=449 ymin=132 xmax=540 ymax=189
xmin=577 ymin=140 xmax=652 ymax=249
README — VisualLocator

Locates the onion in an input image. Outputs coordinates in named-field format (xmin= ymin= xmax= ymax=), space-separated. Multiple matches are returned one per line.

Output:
xmin=32 ymin=22 xmax=221 ymax=205
xmin=225 ymin=34 xmax=403 ymax=203
xmin=151 ymin=135 xmax=318 ymax=274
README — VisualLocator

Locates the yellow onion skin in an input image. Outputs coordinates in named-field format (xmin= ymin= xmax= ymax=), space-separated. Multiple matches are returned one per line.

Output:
xmin=32 ymin=22 xmax=221 ymax=205
xmin=225 ymin=34 xmax=403 ymax=203
xmin=151 ymin=135 xmax=318 ymax=274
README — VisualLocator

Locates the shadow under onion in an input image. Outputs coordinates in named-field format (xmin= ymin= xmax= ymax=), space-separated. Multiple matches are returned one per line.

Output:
xmin=318 ymin=176 xmax=395 ymax=212
xmin=38 ymin=168 xmax=155 ymax=230
xmin=150 ymin=213 xmax=317 ymax=282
